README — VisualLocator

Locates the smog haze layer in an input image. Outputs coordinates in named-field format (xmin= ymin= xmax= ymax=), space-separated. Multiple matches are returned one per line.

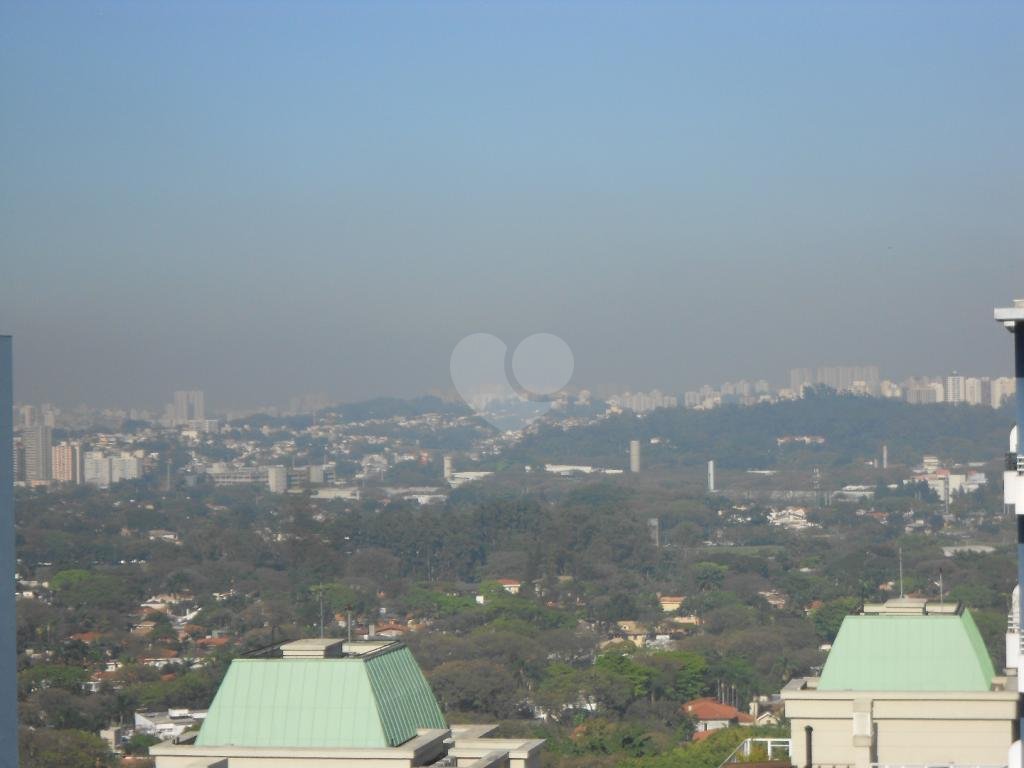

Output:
xmin=2 ymin=1 xmax=1022 ymax=408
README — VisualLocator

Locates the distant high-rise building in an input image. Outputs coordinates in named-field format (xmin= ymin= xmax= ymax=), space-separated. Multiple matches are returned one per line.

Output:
xmin=945 ymin=374 xmax=965 ymax=405
xmin=979 ymin=377 xmax=992 ymax=407
xmin=22 ymin=424 xmax=52 ymax=482
xmin=789 ymin=368 xmax=814 ymax=393
xmin=51 ymin=441 xmax=83 ymax=484
xmin=110 ymin=454 xmax=142 ymax=484
xmin=442 ymin=455 xmax=454 ymax=480
xmin=707 ymin=460 xmax=715 ymax=493
xmin=906 ymin=381 xmax=940 ymax=405
xmin=607 ymin=389 xmax=677 ymax=413
xmin=629 ymin=440 xmax=641 ymax=473
xmin=11 ymin=437 xmax=23 ymax=483
xmin=267 ymin=465 xmax=288 ymax=494
xmin=172 ymin=389 xmax=205 ymax=425
xmin=880 ymin=380 xmax=902 ymax=399
xmin=84 ymin=452 xmax=112 ymax=488
xmin=816 ymin=365 xmax=881 ymax=393
xmin=17 ymin=404 xmax=35 ymax=429
xmin=993 ymin=376 xmax=1016 ymax=408
xmin=40 ymin=404 xmax=57 ymax=428
xmin=963 ymin=377 xmax=983 ymax=406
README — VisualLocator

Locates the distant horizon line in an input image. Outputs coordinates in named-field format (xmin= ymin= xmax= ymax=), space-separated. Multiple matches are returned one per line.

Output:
xmin=12 ymin=369 xmax=1018 ymax=418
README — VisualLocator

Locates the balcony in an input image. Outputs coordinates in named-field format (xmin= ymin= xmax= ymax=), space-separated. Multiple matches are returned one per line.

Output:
xmin=718 ymin=739 xmax=1006 ymax=768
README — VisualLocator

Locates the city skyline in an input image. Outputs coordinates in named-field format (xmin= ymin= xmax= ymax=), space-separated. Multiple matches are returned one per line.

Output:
xmin=10 ymin=362 xmax=1018 ymax=424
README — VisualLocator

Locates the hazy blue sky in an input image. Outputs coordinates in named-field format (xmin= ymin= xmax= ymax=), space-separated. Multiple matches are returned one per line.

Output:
xmin=2 ymin=1 xmax=1022 ymax=409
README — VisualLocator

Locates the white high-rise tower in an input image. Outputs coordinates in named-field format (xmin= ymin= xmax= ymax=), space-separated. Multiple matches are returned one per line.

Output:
xmin=995 ymin=300 xmax=1024 ymax=768
xmin=629 ymin=440 xmax=641 ymax=473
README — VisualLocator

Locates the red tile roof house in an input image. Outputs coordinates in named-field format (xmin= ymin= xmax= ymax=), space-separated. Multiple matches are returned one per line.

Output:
xmin=496 ymin=578 xmax=522 ymax=594
xmin=373 ymin=622 xmax=409 ymax=638
xmin=682 ymin=697 xmax=754 ymax=735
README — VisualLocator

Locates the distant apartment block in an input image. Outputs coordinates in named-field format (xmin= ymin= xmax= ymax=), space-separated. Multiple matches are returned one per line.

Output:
xmin=84 ymin=451 xmax=112 ymax=488
xmin=607 ymin=389 xmax=678 ymax=413
xmin=51 ymin=441 xmax=84 ymax=484
xmin=84 ymin=451 xmax=143 ymax=488
xmin=205 ymin=462 xmax=338 ymax=493
xmin=993 ymin=375 xmax=1016 ymax=407
xmin=789 ymin=365 xmax=880 ymax=395
xmin=172 ymin=389 xmax=205 ymax=425
xmin=21 ymin=424 xmax=52 ymax=483
xmin=944 ymin=373 xmax=965 ymax=405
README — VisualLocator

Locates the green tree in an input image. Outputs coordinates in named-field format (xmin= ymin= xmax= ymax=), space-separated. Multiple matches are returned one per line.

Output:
xmin=19 ymin=728 xmax=114 ymax=768
xmin=810 ymin=597 xmax=861 ymax=643
xmin=17 ymin=664 xmax=90 ymax=697
xmin=693 ymin=563 xmax=727 ymax=592
xmin=429 ymin=659 xmax=519 ymax=718
xmin=638 ymin=651 xmax=708 ymax=702
xmin=124 ymin=732 xmax=161 ymax=756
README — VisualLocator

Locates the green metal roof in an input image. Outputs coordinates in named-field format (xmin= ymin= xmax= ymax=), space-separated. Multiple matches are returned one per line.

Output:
xmin=195 ymin=646 xmax=447 ymax=748
xmin=817 ymin=610 xmax=996 ymax=692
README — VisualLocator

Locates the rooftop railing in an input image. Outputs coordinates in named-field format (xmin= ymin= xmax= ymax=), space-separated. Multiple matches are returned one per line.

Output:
xmin=718 ymin=737 xmax=791 ymax=765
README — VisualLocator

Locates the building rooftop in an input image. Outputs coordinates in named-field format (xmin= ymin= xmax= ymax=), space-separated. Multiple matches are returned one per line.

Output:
xmin=817 ymin=601 xmax=996 ymax=692
xmin=195 ymin=640 xmax=446 ymax=749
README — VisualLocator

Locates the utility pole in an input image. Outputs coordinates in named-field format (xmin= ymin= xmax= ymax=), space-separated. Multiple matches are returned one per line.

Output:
xmin=312 ymin=583 xmax=325 ymax=639
xmin=898 ymin=546 xmax=904 ymax=598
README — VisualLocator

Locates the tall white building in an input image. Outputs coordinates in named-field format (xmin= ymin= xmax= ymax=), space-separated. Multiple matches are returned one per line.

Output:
xmin=110 ymin=454 xmax=142 ymax=483
xmin=84 ymin=452 xmax=112 ymax=488
xmin=608 ymin=389 xmax=677 ymax=413
xmin=629 ymin=440 xmax=641 ymax=473
xmin=267 ymin=465 xmax=288 ymax=494
xmin=964 ymin=377 xmax=984 ymax=406
xmin=944 ymin=373 xmax=965 ymax=405
xmin=22 ymin=424 xmax=52 ymax=483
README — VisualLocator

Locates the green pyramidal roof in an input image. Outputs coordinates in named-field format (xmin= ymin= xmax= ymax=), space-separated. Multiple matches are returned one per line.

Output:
xmin=818 ymin=609 xmax=996 ymax=692
xmin=196 ymin=644 xmax=447 ymax=748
